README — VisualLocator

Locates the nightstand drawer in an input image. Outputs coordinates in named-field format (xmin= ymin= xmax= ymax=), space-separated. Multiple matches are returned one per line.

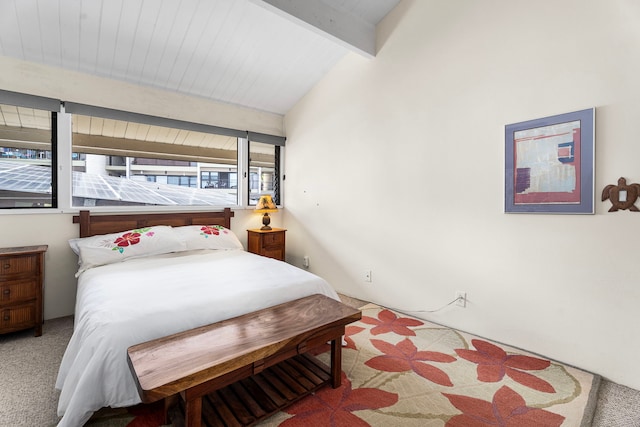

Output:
xmin=262 ymin=247 xmax=285 ymax=260
xmin=247 ymin=229 xmax=286 ymax=262
xmin=1 ymin=280 xmax=37 ymax=303
xmin=263 ymin=232 xmax=284 ymax=247
xmin=0 ymin=254 xmax=37 ymax=279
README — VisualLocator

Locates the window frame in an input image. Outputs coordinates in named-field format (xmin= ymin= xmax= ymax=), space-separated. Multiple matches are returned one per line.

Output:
xmin=0 ymin=91 xmax=60 ymax=212
xmin=247 ymin=132 xmax=285 ymax=207
xmin=0 ymin=97 xmax=285 ymax=214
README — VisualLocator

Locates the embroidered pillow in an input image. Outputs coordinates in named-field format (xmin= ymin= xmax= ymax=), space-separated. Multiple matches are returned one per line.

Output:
xmin=69 ymin=225 xmax=187 ymax=274
xmin=173 ymin=225 xmax=244 ymax=251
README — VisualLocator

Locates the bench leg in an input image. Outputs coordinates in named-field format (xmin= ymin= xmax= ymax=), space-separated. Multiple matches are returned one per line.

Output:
xmin=164 ymin=395 xmax=178 ymax=425
xmin=185 ymin=396 xmax=202 ymax=427
xmin=331 ymin=338 xmax=342 ymax=388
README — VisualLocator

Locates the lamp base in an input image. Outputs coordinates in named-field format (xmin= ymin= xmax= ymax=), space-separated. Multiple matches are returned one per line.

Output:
xmin=261 ymin=213 xmax=272 ymax=230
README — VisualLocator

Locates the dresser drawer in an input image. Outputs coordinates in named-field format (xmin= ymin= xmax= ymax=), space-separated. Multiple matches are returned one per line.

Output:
xmin=0 ymin=254 xmax=37 ymax=279
xmin=0 ymin=245 xmax=47 ymax=337
xmin=0 ymin=280 xmax=37 ymax=303
xmin=1 ymin=303 xmax=36 ymax=332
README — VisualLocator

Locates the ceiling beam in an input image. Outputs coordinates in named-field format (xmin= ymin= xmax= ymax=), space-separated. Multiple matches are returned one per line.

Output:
xmin=251 ymin=0 xmax=376 ymax=58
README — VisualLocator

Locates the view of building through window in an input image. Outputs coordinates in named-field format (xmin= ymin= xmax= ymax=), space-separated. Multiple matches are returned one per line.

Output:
xmin=0 ymin=103 xmax=281 ymax=210
xmin=71 ymin=152 xmax=241 ymax=207
xmin=70 ymin=114 xmax=279 ymax=208
xmin=0 ymin=103 xmax=56 ymax=208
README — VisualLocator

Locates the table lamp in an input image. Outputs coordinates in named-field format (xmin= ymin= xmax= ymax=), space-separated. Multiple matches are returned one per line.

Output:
xmin=255 ymin=195 xmax=277 ymax=230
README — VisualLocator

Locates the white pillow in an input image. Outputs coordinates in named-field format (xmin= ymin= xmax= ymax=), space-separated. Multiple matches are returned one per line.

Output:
xmin=69 ymin=225 xmax=187 ymax=274
xmin=173 ymin=225 xmax=244 ymax=251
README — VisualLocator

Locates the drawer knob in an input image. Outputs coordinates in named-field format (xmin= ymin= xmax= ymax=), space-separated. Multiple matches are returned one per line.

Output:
xmin=3 ymin=315 xmax=9 ymax=321
xmin=2 ymin=263 xmax=9 ymax=269
xmin=2 ymin=289 xmax=9 ymax=295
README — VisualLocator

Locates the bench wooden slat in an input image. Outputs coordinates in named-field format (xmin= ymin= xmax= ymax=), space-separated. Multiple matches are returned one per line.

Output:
xmin=210 ymin=390 xmax=242 ymax=427
xmin=297 ymin=354 xmax=331 ymax=383
xmin=270 ymin=364 xmax=308 ymax=394
xmin=218 ymin=387 xmax=255 ymax=425
xmin=250 ymin=373 xmax=290 ymax=406
xmin=230 ymin=381 xmax=266 ymax=419
xmin=201 ymin=395 xmax=224 ymax=426
xmin=278 ymin=359 xmax=316 ymax=390
xmin=246 ymin=375 xmax=284 ymax=414
xmin=288 ymin=357 xmax=324 ymax=386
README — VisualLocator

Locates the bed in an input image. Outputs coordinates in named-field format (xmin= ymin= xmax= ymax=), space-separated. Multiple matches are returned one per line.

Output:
xmin=55 ymin=209 xmax=340 ymax=427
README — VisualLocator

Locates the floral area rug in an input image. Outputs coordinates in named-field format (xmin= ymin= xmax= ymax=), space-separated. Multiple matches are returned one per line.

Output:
xmin=257 ymin=303 xmax=600 ymax=427
xmin=103 ymin=303 xmax=600 ymax=427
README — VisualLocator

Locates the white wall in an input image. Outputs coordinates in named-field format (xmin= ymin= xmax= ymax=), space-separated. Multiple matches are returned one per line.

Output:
xmin=283 ymin=0 xmax=640 ymax=390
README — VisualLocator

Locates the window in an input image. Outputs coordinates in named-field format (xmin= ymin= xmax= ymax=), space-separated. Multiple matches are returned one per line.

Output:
xmin=1 ymin=95 xmax=286 ymax=211
xmin=70 ymin=112 xmax=240 ymax=208
xmin=249 ymin=141 xmax=281 ymax=205
xmin=0 ymin=103 xmax=57 ymax=209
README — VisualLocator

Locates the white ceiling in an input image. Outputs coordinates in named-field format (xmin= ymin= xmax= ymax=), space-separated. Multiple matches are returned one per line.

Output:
xmin=0 ymin=0 xmax=400 ymax=116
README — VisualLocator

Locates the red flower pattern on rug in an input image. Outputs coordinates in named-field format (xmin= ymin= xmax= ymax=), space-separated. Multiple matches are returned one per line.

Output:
xmin=344 ymin=325 xmax=365 ymax=350
xmin=360 ymin=309 xmax=424 ymax=336
xmin=280 ymin=372 xmax=398 ymax=427
xmin=455 ymin=339 xmax=555 ymax=393
xmin=366 ymin=337 xmax=456 ymax=386
xmin=443 ymin=385 xmax=565 ymax=426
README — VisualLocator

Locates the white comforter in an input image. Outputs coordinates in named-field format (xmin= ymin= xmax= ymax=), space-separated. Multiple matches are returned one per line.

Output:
xmin=55 ymin=249 xmax=339 ymax=427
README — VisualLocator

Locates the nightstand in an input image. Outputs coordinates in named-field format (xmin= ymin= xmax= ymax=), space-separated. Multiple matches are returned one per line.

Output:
xmin=247 ymin=228 xmax=286 ymax=261
xmin=0 ymin=245 xmax=47 ymax=337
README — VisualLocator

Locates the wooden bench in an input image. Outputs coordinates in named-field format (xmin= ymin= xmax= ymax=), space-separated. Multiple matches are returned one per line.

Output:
xmin=127 ymin=294 xmax=362 ymax=427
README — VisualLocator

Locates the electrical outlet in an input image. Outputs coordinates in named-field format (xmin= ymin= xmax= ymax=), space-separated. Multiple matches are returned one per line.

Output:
xmin=455 ymin=291 xmax=467 ymax=307
xmin=364 ymin=270 xmax=372 ymax=283
xmin=303 ymin=256 xmax=310 ymax=268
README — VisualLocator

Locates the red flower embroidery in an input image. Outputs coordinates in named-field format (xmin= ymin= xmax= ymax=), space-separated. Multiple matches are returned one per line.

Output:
xmin=456 ymin=339 xmax=555 ymax=393
xmin=281 ymin=372 xmax=398 ymax=427
xmin=443 ymin=385 xmax=565 ymax=426
xmin=361 ymin=309 xmax=424 ymax=336
xmin=201 ymin=225 xmax=222 ymax=236
xmin=366 ymin=338 xmax=455 ymax=386
xmin=114 ymin=232 xmax=141 ymax=247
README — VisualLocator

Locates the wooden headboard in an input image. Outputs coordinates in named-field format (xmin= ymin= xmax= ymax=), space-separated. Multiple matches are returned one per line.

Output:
xmin=73 ymin=208 xmax=234 ymax=238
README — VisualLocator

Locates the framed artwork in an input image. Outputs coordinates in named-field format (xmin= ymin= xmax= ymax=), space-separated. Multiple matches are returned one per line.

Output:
xmin=505 ymin=108 xmax=595 ymax=214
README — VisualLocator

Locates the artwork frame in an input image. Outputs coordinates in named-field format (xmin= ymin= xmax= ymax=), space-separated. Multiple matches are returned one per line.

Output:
xmin=505 ymin=108 xmax=595 ymax=214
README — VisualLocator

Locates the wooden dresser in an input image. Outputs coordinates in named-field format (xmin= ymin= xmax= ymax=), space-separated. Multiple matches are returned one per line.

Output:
xmin=0 ymin=245 xmax=47 ymax=336
xmin=247 ymin=228 xmax=286 ymax=261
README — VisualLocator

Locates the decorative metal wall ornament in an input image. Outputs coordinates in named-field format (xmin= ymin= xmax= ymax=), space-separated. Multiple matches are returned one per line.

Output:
xmin=602 ymin=177 xmax=640 ymax=212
